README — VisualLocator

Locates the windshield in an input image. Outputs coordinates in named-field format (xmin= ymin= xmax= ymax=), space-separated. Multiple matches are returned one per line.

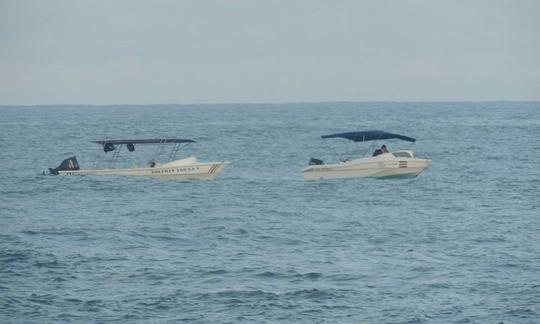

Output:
xmin=392 ymin=151 xmax=412 ymax=158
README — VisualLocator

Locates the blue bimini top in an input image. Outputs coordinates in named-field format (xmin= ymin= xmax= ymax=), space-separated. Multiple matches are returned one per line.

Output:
xmin=321 ymin=130 xmax=416 ymax=142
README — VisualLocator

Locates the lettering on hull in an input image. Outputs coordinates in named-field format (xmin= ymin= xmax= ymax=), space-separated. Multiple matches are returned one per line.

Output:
xmin=61 ymin=167 xmax=204 ymax=176
xmin=151 ymin=167 xmax=201 ymax=174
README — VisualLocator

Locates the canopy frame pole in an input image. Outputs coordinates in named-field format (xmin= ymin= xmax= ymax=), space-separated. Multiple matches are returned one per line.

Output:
xmin=169 ymin=142 xmax=189 ymax=161
xmin=169 ymin=143 xmax=179 ymax=161
xmin=110 ymin=144 xmax=122 ymax=168
xmin=112 ymin=144 xmax=122 ymax=160
xmin=93 ymin=142 xmax=103 ymax=169
xmin=364 ymin=139 xmax=376 ymax=157
xmin=152 ymin=139 xmax=165 ymax=163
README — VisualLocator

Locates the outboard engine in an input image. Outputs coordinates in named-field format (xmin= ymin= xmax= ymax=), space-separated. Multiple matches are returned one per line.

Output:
xmin=49 ymin=156 xmax=80 ymax=175
xmin=309 ymin=158 xmax=324 ymax=165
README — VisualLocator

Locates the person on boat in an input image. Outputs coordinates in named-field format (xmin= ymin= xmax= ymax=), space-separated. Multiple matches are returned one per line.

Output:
xmin=373 ymin=145 xmax=389 ymax=157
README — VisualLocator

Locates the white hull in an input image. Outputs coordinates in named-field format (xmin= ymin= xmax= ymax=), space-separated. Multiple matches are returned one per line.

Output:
xmin=302 ymin=152 xmax=430 ymax=181
xmin=59 ymin=160 xmax=229 ymax=180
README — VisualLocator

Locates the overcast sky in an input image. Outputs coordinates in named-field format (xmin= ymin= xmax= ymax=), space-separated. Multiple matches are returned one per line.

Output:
xmin=1 ymin=0 xmax=539 ymax=104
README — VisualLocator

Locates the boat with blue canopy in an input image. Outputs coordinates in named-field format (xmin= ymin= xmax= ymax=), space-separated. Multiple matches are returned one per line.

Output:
xmin=302 ymin=130 xmax=431 ymax=180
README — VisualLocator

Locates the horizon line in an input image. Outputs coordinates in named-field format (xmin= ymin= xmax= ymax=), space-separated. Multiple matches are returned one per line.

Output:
xmin=1 ymin=100 xmax=539 ymax=108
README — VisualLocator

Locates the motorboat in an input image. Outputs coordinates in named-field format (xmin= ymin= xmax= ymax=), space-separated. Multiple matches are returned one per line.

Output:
xmin=302 ymin=130 xmax=431 ymax=180
xmin=48 ymin=138 xmax=229 ymax=180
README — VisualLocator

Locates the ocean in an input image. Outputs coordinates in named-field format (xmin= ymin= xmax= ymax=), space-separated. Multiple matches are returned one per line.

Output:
xmin=1 ymin=102 xmax=539 ymax=323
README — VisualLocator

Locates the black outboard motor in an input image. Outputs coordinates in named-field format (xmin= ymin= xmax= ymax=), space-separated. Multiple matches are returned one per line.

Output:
xmin=309 ymin=158 xmax=324 ymax=165
xmin=49 ymin=156 xmax=80 ymax=175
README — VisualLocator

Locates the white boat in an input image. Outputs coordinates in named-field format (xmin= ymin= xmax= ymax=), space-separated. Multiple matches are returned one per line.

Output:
xmin=49 ymin=138 xmax=229 ymax=180
xmin=302 ymin=130 xmax=431 ymax=180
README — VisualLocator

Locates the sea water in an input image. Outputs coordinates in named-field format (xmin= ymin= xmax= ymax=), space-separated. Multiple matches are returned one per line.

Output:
xmin=1 ymin=102 xmax=539 ymax=323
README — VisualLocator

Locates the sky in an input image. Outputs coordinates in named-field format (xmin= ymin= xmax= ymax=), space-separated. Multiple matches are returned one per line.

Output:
xmin=1 ymin=0 xmax=539 ymax=105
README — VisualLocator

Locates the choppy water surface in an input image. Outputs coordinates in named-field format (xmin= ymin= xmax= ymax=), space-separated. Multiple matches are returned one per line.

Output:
xmin=1 ymin=102 xmax=539 ymax=323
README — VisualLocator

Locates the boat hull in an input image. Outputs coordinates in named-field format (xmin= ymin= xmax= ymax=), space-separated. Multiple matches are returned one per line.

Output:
xmin=58 ymin=161 xmax=229 ymax=180
xmin=302 ymin=158 xmax=430 ymax=181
